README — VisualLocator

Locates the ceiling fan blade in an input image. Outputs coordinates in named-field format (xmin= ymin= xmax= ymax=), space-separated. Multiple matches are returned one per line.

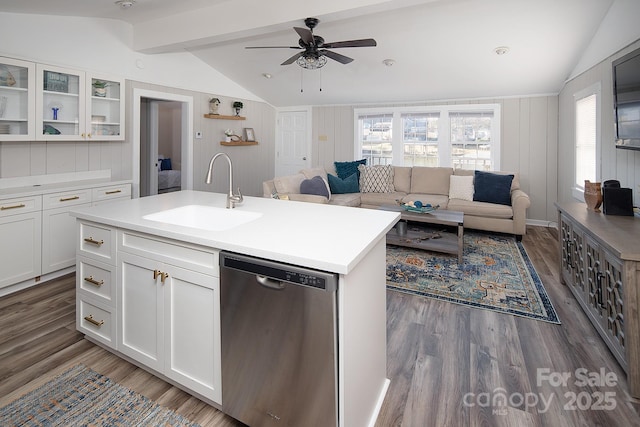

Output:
xmin=294 ymin=27 xmax=314 ymax=46
xmin=281 ymin=51 xmax=305 ymax=65
xmin=322 ymin=38 xmax=377 ymax=49
xmin=319 ymin=49 xmax=354 ymax=64
xmin=245 ymin=46 xmax=302 ymax=49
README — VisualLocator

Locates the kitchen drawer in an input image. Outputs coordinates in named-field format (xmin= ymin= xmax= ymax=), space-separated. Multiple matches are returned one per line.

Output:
xmin=77 ymin=296 xmax=116 ymax=348
xmin=0 ymin=195 xmax=42 ymax=218
xmin=43 ymin=189 xmax=91 ymax=210
xmin=92 ymin=183 xmax=131 ymax=204
xmin=119 ymin=230 xmax=219 ymax=276
xmin=77 ymin=256 xmax=115 ymax=303
xmin=78 ymin=221 xmax=116 ymax=263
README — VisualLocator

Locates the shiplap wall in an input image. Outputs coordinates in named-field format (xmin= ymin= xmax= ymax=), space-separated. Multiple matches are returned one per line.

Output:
xmin=312 ymin=96 xmax=558 ymax=223
xmin=558 ymin=38 xmax=640 ymax=208
xmin=0 ymin=80 xmax=275 ymax=198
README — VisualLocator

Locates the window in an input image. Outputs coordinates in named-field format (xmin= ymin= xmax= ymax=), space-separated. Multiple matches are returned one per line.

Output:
xmin=573 ymin=84 xmax=600 ymax=199
xmin=355 ymin=104 xmax=500 ymax=170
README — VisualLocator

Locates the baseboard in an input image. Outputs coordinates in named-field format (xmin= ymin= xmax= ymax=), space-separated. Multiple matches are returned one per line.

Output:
xmin=0 ymin=267 xmax=75 ymax=298
xmin=526 ymin=219 xmax=557 ymax=229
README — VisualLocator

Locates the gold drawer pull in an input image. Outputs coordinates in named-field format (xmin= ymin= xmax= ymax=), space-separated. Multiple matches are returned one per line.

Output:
xmin=1 ymin=203 xmax=26 ymax=211
xmin=105 ymin=189 xmax=122 ymax=195
xmin=60 ymin=196 xmax=80 ymax=202
xmin=84 ymin=276 xmax=104 ymax=287
xmin=84 ymin=237 xmax=104 ymax=246
xmin=84 ymin=314 xmax=104 ymax=327
xmin=160 ymin=272 xmax=169 ymax=284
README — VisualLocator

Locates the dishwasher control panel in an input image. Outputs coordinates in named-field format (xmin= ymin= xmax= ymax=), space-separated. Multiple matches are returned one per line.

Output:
xmin=220 ymin=252 xmax=338 ymax=291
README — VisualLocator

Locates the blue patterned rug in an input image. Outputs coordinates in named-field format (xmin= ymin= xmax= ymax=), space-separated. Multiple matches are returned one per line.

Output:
xmin=0 ymin=364 xmax=201 ymax=426
xmin=387 ymin=231 xmax=560 ymax=324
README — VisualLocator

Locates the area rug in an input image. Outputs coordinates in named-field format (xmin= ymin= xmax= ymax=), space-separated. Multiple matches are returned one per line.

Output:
xmin=386 ymin=230 xmax=560 ymax=324
xmin=0 ymin=364 xmax=200 ymax=426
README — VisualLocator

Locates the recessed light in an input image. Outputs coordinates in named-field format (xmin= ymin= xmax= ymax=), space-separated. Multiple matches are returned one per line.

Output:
xmin=115 ymin=0 xmax=135 ymax=8
xmin=382 ymin=59 xmax=395 ymax=67
xmin=494 ymin=46 xmax=510 ymax=55
xmin=262 ymin=73 xmax=272 ymax=79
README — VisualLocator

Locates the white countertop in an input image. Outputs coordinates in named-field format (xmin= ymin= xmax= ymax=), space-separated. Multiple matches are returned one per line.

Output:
xmin=70 ymin=190 xmax=400 ymax=274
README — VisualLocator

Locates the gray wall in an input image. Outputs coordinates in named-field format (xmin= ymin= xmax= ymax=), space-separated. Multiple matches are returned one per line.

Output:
xmin=558 ymin=38 xmax=640 ymax=207
xmin=312 ymin=96 xmax=559 ymax=224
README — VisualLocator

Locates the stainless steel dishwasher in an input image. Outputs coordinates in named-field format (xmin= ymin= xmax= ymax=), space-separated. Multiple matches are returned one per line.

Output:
xmin=220 ymin=251 xmax=339 ymax=427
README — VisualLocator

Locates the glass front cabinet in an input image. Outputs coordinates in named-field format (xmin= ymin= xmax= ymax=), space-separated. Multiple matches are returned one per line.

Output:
xmin=35 ymin=64 xmax=124 ymax=141
xmin=0 ymin=57 xmax=36 ymax=141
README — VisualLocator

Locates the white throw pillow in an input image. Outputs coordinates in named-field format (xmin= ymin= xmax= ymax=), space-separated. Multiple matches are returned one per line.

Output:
xmin=358 ymin=164 xmax=395 ymax=193
xmin=449 ymin=175 xmax=474 ymax=201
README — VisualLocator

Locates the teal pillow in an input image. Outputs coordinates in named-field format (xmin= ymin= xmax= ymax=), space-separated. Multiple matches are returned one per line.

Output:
xmin=473 ymin=170 xmax=514 ymax=206
xmin=327 ymin=173 xmax=359 ymax=194
xmin=334 ymin=159 xmax=367 ymax=180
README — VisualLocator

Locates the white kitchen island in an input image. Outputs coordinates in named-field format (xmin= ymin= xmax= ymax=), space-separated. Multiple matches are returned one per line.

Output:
xmin=71 ymin=190 xmax=400 ymax=427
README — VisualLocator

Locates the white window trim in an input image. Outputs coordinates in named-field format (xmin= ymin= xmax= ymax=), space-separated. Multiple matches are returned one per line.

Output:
xmin=572 ymin=83 xmax=601 ymax=202
xmin=354 ymin=104 xmax=501 ymax=169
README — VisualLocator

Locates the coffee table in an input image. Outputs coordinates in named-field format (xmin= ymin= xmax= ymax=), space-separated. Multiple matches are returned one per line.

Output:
xmin=379 ymin=205 xmax=464 ymax=263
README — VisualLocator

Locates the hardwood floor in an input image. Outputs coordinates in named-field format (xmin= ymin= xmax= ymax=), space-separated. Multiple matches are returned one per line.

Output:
xmin=1 ymin=226 xmax=639 ymax=426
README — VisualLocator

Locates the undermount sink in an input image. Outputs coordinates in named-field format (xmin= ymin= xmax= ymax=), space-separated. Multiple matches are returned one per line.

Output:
xmin=143 ymin=204 xmax=262 ymax=231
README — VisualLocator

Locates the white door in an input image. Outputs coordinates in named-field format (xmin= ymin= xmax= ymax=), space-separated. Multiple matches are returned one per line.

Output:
xmin=276 ymin=110 xmax=310 ymax=176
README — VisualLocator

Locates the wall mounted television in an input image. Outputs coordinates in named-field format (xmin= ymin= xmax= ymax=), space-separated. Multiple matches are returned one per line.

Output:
xmin=613 ymin=46 xmax=640 ymax=150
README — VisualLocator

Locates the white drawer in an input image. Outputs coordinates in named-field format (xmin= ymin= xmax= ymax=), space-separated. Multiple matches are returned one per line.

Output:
xmin=43 ymin=189 xmax=92 ymax=210
xmin=92 ymin=183 xmax=131 ymax=204
xmin=0 ymin=195 xmax=42 ymax=218
xmin=77 ymin=256 xmax=115 ymax=303
xmin=78 ymin=221 xmax=116 ymax=263
xmin=77 ymin=296 xmax=116 ymax=348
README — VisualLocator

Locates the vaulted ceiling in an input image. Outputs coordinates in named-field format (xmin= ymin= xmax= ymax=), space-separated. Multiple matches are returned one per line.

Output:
xmin=0 ymin=0 xmax=615 ymax=106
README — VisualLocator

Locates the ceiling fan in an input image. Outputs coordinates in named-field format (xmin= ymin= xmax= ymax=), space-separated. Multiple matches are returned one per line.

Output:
xmin=245 ymin=17 xmax=377 ymax=69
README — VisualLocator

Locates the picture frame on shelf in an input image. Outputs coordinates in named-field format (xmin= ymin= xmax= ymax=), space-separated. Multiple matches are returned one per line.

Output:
xmin=44 ymin=71 xmax=68 ymax=93
xmin=244 ymin=128 xmax=255 ymax=141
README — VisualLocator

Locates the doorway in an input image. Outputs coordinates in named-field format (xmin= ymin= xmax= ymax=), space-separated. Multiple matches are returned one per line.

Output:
xmin=132 ymin=89 xmax=194 ymax=198
xmin=275 ymin=108 xmax=311 ymax=176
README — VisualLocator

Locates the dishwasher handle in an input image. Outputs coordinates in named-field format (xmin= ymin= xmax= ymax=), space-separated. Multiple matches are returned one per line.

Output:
xmin=256 ymin=275 xmax=286 ymax=290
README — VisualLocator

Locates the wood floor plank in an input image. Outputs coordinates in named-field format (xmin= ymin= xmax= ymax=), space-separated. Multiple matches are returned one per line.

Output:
xmin=1 ymin=226 xmax=639 ymax=427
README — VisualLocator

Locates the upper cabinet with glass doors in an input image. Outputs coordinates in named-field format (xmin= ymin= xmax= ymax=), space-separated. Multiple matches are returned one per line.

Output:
xmin=0 ymin=57 xmax=36 ymax=141
xmin=36 ymin=64 xmax=124 ymax=141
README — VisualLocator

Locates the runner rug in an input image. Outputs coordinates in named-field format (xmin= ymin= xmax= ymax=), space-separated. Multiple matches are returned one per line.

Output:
xmin=0 ymin=364 xmax=200 ymax=426
xmin=386 ymin=230 xmax=560 ymax=324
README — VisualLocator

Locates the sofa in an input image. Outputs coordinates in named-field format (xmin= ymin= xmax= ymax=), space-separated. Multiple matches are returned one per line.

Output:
xmin=263 ymin=164 xmax=531 ymax=239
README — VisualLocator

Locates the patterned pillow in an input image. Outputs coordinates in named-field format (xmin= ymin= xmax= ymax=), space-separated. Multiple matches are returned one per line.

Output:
xmin=449 ymin=175 xmax=474 ymax=201
xmin=358 ymin=165 xmax=395 ymax=193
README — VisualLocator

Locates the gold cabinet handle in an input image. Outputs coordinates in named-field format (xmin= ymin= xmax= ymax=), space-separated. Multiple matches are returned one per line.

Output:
xmin=1 ymin=203 xmax=26 ymax=211
xmin=84 ymin=314 xmax=104 ymax=327
xmin=84 ymin=276 xmax=104 ymax=287
xmin=84 ymin=237 xmax=104 ymax=246
xmin=105 ymin=189 xmax=122 ymax=195
xmin=160 ymin=272 xmax=169 ymax=284
xmin=60 ymin=195 xmax=80 ymax=202
xmin=153 ymin=269 xmax=161 ymax=280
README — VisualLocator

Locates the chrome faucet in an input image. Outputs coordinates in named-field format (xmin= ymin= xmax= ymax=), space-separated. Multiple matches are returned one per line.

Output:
xmin=205 ymin=152 xmax=243 ymax=209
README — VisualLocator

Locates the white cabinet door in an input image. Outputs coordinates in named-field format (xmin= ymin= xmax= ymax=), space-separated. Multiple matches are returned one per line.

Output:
xmin=164 ymin=265 xmax=221 ymax=403
xmin=118 ymin=251 xmax=164 ymax=371
xmin=0 ymin=56 xmax=35 ymax=141
xmin=42 ymin=203 xmax=90 ymax=274
xmin=0 ymin=211 xmax=41 ymax=289
xmin=36 ymin=64 xmax=86 ymax=140
xmin=87 ymin=73 xmax=124 ymax=141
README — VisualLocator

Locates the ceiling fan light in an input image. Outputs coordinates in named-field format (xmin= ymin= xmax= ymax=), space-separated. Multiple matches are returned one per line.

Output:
xmin=296 ymin=55 xmax=327 ymax=70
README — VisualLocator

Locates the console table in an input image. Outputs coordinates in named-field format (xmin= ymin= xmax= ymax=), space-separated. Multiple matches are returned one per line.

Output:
xmin=556 ymin=202 xmax=640 ymax=398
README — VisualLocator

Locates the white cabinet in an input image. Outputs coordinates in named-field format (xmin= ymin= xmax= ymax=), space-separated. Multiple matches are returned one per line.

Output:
xmin=0 ymin=195 xmax=42 ymax=289
xmin=36 ymin=64 xmax=123 ymax=141
xmin=117 ymin=231 xmax=221 ymax=404
xmin=0 ymin=57 xmax=35 ymax=140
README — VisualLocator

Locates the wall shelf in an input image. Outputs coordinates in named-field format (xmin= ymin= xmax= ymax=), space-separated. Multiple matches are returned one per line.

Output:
xmin=204 ymin=114 xmax=245 ymax=120
xmin=220 ymin=140 xmax=258 ymax=146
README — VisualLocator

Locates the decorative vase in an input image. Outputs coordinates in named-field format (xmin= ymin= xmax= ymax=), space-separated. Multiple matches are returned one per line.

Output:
xmin=94 ymin=87 xmax=107 ymax=97
xmin=234 ymin=107 xmax=241 ymax=117
xmin=225 ymin=136 xmax=231 ymax=142
xmin=584 ymin=180 xmax=603 ymax=212
xmin=209 ymin=102 xmax=220 ymax=115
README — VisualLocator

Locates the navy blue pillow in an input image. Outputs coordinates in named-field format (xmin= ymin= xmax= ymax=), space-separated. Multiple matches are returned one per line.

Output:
xmin=300 ymin=176 xmax=330 ymax=199
xmin=327 ymin=173 xmax=359 ymax=194
xmin=473 ymin=171 xmax=514 ymax=206
xmin=334 ymin=159 xmax=367 ymax=180
xmin=160 ymin=158 xmax=172 ymax=171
